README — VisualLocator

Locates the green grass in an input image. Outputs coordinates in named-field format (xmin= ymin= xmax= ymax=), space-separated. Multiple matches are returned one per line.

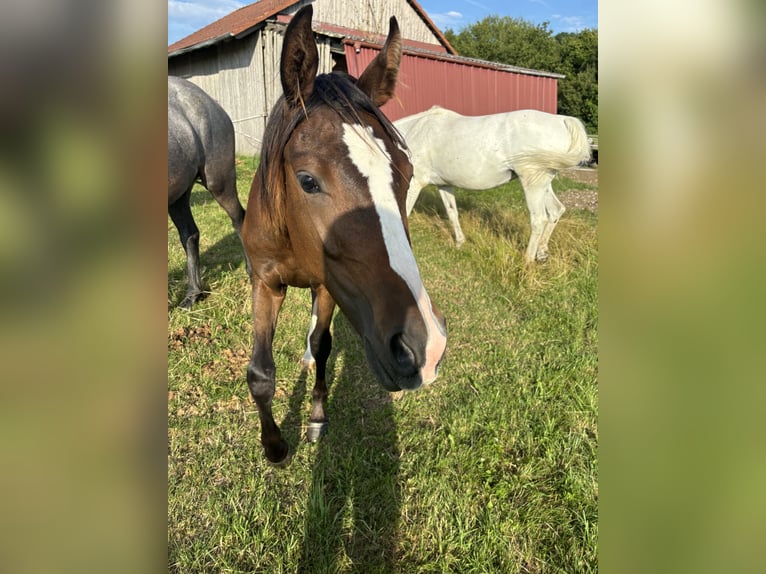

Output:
xmin=168 ymin=158 xmax=598 ymax=573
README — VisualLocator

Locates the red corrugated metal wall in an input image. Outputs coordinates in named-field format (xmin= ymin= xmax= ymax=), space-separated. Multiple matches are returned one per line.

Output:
xmin=346 ymin=46 xmax=558 ymax=121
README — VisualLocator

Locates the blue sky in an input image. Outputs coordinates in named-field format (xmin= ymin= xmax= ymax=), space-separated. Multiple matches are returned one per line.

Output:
xmin=169 ymin=0 xmax=597 ymax=46
xmin=421 ymin=0 xmax=597 ymax=34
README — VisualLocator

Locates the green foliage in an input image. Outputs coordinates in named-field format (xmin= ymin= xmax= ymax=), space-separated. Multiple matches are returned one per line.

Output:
xmin=445 ymin=16 xmax=559 ymax=73
xmin=445 ymin=16 xmax=598 ymax=132
xmin=168 ymin=160 xmax=598 ymax=572
xmin=556 ymin=29 xmax=598 ymax=131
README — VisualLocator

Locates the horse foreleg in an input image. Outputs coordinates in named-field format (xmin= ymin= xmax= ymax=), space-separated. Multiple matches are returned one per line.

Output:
xmin=537 ymin=184 xmax=566 ymax=262
xmin=247 ymin=279 xmax=289 ymax=464
xmin=306 ymin=286 xmax=336 ymax=443
xmin=438 ymin=187 xmax=466 ymax=247
xmin=300 ymin=289 xmax=319 ymax=370
xmin=405 ymin=179 xmax=424 ymax=216
xmin=168 ymin=190 xmax=204 ymax=307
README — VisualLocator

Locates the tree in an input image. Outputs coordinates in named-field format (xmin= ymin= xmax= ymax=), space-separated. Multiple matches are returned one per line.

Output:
xmin=555 ymin=29 xmax=598 ymax=131
xmin=445 ymin=17 xmax=598 ymax=132
xmin=445 ymin=16 xmax=559 ymax=72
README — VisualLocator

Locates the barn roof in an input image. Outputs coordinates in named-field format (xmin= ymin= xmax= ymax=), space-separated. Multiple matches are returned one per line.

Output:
xmin=300 ymin=17 xmax=564 ymax=80
xmin=168 ymin=0 xmax=456 ymax=57
xmin=332 ymin=26 xmax=565 ymax=79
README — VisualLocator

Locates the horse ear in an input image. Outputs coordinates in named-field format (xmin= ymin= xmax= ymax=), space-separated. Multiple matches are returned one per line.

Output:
xmin=357 ymin=17 xmax=402 ymax=107
xmin=280 ymin=5 xmax=318 ymax=108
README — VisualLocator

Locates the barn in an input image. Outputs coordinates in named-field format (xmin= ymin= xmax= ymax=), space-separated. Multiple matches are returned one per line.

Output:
xmin=168 ymin=0 xmax=564 ymax=156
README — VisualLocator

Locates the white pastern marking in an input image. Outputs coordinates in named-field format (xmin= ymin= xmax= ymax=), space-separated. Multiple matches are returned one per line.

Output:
xmin=342 ymin=123 xmax=446 ymax=382
xmin=302 ymin=295 xmax=319 ymax=367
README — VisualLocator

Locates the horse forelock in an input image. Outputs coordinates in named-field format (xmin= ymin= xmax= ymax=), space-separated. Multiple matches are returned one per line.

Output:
xmin=311 ymin=73 xmax=411 ymax=196
xmin=257 ymin=72 xmax=408 ymax=234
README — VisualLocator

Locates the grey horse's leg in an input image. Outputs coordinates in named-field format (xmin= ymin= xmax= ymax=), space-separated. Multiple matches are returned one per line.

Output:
xmin=205 ymin=167 xmax=252 ymax=279
xmin=168 ymin=189 xmax=205 ymax=307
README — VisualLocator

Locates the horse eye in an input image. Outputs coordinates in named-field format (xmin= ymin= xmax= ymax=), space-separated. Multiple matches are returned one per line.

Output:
xmin=297 ymin=173 xmax=321 ymax=194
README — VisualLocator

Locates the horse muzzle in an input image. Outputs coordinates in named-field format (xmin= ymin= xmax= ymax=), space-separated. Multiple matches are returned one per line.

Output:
xmin=364 ymin=321 xmax=446 ymax=392
xmin=364 ymin=338 xmax=421 ymax=391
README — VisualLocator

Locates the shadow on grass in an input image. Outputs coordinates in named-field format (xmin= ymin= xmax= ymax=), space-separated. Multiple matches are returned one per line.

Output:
xmin=283 ymin=313 xmax=400 ymax=573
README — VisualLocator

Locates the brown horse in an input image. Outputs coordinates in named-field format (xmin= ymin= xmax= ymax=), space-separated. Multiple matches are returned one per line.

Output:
xmin=241 ymin=5 xmax=447 ymax=464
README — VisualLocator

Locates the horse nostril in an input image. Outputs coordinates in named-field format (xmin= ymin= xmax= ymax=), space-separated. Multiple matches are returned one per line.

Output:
xmin=390 ymin=333 xmax=418 ymax=373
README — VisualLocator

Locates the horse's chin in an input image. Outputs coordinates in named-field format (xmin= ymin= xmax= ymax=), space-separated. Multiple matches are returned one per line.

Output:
xmin=364 ymin=339 xmax=424 ymax=392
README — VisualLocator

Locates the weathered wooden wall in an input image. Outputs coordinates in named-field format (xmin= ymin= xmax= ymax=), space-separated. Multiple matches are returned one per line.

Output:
xmin=312 ymin=0 xmax=441 ymax=46
xmin=168 ymin=21 xmax=336 ymax=156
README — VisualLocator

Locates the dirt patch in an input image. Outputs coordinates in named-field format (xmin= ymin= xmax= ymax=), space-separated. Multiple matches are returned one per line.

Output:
xmin=561 ymin=166 xmax=598 ymax=186
xmin=559 ymin=167 xmax=598 ymax=213
xmin=559 ymin=190 xmax=599 ymax=213
xmin=169 ymin=325 xmax=213 ymax=349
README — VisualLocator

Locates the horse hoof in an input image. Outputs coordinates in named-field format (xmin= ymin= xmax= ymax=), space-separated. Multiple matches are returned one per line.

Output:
xmin=179 ymin=291 xmax=207 ymax=309
xmin=264 ymin=440 xmax=291 ymax=466
xmin=306 ymin=420 xmax=328 ymax=443
xmin=179 ymin=296 xmax=195 ymax=309
xmin=268 ymin=451 xmax=292 ymax=468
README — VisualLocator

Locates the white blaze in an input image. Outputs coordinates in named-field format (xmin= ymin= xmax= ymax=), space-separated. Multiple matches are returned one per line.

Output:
xmin=342 ymin=123 xmax=446 ymax=382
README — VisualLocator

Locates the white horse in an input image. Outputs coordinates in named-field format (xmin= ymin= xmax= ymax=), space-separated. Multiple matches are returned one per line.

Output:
xmin=395 ymin=106 xmax=591 ymax=262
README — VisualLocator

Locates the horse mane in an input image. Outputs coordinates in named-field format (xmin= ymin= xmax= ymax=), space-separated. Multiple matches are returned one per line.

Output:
xmin=257 ymin=72 xmax=407 ymax=233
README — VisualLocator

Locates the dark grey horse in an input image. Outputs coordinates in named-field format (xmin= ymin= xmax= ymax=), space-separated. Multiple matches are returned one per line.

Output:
xmin=168 ymin=76 xmax=251 ymax=307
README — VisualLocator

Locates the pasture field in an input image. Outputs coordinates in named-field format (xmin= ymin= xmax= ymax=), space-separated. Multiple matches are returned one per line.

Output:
xmin=168 ymin=156 xmax=598 ymax=573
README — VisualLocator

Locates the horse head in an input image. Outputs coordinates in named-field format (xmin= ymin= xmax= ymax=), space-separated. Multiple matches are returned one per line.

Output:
xmin=246 ymin=5 xmax=446 ymax=391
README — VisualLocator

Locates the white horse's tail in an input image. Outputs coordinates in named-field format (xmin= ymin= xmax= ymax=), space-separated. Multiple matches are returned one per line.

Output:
xmin=564 ymin=116 xmax=592 ymax=165
xmin=511 ymin=116 xmax=592 ymax=186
